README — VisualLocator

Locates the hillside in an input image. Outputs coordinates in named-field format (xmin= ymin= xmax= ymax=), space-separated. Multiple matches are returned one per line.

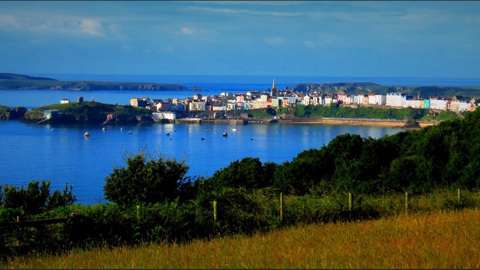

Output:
xmin=8 ymin=209 xmax=480 ymax=268
xmin=0 ymin=73 xmax=185 ymax=91
xmin=23 ymin=101 xmax=152 ymax=124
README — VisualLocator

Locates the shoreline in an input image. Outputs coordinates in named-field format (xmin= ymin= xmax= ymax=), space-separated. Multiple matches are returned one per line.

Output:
xmin=277 ymin=117 xmax=440 ymax=128
xmin=176 ymin=117 xmax=440 ymax=128
xmin=1 ymin=116 xmax=441 ymax=129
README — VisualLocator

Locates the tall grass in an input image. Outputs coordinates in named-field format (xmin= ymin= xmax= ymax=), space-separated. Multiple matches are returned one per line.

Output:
xmin=7 ymin=209 xmax=480 ymax=269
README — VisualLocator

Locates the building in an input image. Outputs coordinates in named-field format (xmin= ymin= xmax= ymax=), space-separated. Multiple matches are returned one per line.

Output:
xmin=302 ymin=95 xmax=312 ymax=106
xmin=429 ymin=98 xmax=448 ymax=111
xmin=368 ymin=94 xmax=386 ymax=106
xmin=271 ymin=79 xmax=277 ymax=97
xmin=130 ymin=97 xmax=150 ymax=108
xmin=189 ymin=101 xmax=206 ymax=111
xmin=60 ymin=98 xmax=70 ymax=104
xmin=404 ymin=98 xmax=424 ymax=109
xmin=386 ymin=93 xmax=406 ymax=107
xmin=152 ymin=112 xmax=176 ymax=122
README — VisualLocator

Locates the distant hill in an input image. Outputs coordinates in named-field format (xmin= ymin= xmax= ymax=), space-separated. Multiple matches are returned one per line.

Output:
xmin=295 ymin=82 xmax=480 ymax=98
xmin=0 ymin=73 xmax=57 ymax=81
xmin=0 ymin=73 xmax=186 ymax=91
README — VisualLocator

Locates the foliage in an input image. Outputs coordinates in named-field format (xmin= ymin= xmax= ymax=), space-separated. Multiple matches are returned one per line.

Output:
xmin=104 ymin=154 xmax=189 ymax=207
xmin=0 ymin=181 xmax=74 ymax=215
xmin=290 ymin=104 xmax=428 ymax=120
xmin=209 ymin=158 xmax=276 ymax=190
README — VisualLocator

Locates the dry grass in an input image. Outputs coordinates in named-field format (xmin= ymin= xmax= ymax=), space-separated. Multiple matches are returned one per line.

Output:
xmin=7 ymin=209 xmax=480 ymax=269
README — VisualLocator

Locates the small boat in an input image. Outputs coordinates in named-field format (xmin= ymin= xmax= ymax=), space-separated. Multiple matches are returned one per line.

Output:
xmin=102 ymin=127 xmax=106 ymax=132
xmin=120 ymin=127 xmax=124 ymax=132
xmin=222 ymin=132 xmax=228 ymax=137
xmin=231 ymin=128 xmax=237 ymax=132
xmin=83 ymin=131 xmax=90 ymax=138
xmin=166 ymin=132 xmax=171 ymax=136
xmin=201 ymin=137 xmax=206 ymax=141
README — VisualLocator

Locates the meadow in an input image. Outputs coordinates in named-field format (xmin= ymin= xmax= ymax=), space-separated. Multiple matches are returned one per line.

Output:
xmin=6 ymin=209 xmax=480 ymax=269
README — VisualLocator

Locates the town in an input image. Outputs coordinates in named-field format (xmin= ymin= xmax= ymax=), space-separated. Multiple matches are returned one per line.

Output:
xmin=126 ymin=80 xmax=478 ymax=123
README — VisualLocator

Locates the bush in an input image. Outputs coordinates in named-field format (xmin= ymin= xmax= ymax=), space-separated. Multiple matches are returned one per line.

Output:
xmin=0 ymin=181 xmax=74 ymax=216
xmin=104 ymin=154 xmax=189 ymax=206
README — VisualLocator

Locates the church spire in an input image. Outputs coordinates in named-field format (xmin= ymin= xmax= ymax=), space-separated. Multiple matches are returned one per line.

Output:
xmin=271 ymin=78 xmax=277 ymax=97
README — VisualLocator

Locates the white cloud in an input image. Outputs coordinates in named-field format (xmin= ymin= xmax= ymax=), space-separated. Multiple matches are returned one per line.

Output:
xmin=180 ymin=26 xmax=194 ymax=35
xmin=0 ymin=13 xmax=108 ymax=38
xmin=79 ymin=18 xmax=104 ymax=37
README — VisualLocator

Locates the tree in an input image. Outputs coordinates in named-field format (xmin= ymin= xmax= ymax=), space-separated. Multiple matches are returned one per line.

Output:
xmin=209 ymin=158 xmax=275 ymax=190
xmin=1 ymin=181 xmax=74 ymax=214
xmin=104 ymin=154 xmax=188 ymax=206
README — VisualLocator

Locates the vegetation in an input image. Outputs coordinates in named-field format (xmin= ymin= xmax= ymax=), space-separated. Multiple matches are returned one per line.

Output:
xmin=104 ymin=154 xmax=190 ymax=206
xmin=0 ymin=73 xmax=185 ymax=91
xmin=291 ymin=104 xmax=428 ymax=120
xmin=3 ymin=107 xmax=480 ymax=259
xmin=23 ymin=101 xmax=152 ymax=124
xmin=421 ymin=110 xmax=460 ymax=121
xmin=7 ymin=209 xmax=480 ymax=269
xmin=0 ymin=105 xmax=27 ymax=120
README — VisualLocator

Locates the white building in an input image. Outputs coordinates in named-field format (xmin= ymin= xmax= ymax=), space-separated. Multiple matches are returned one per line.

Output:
xmin=368 ymin=94 xmax=386 ymax=106
xmin=152 ymin=112 xmax=176 ymax=122
xmin=189 ymin=101 xmax=206 ymax=111
xmin=386 ymin=93 xmax=406 ymax=107
xmin=302 ymin=95 xmax=312 ymax=106
xmin=429 ymin=98 xmax=448 ymax=111
xmin=404 ymin=99 xmax=424 ymax=109
xmin=60 ymin=98 xmax=70 ymax=104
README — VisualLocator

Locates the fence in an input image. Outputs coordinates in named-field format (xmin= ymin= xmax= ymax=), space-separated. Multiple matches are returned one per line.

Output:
xmin=1 ymin=188 xmax=478 ymax=258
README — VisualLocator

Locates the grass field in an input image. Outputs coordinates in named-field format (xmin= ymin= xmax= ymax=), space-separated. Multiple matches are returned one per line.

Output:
xmin=6 ymin=209 xmax=480 ymax=269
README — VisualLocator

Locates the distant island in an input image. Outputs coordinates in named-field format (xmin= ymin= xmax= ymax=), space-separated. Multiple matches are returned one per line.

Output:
xmin=0 ymin=73 xmax=186 ymax=91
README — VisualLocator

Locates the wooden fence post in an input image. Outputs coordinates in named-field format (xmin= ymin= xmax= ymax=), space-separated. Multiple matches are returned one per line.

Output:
xmin=348 ymin=192 xmax=352 ymax=212
xmin=212 ymin=200 xmax=217 ymax=224
xmin=279 ymin=192 xmax=283 ymax=222
xmin=404 ymin=191 xmax=409 ymax=215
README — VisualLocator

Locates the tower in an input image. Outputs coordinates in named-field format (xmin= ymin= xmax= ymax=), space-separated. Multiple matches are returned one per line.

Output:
xmin=271 ymin=79 xmax=277 ymax=97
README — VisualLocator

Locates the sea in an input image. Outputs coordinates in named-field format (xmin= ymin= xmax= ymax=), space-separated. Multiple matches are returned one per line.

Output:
xmin=1 ymin=75 xmax=478 ymax=203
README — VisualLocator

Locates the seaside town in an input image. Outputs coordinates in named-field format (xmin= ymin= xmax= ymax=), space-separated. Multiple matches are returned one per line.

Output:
xmin=122 ymin=80 xmax=478 ymax=123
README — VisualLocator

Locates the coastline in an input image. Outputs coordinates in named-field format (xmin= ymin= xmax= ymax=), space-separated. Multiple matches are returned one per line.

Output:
xmin=277 ymin=117 xmax=439 ymax=128
xmin=179 ymin=117 xmax=440 ymax=128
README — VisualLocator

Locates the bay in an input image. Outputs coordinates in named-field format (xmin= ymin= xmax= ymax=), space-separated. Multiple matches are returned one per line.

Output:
xmin=0 ymin=120 xmax=403 ymax=203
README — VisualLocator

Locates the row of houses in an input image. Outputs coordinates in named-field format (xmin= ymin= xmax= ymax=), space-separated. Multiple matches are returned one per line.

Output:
xmin=301 ymin=92 xmax=477 ymax=112
xmin=129 ymin=87 xmax=477 ymax=115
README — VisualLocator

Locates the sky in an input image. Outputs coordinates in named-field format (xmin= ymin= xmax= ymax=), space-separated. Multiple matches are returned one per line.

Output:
xmin=0 ymin=1 xmax=479 ymax=78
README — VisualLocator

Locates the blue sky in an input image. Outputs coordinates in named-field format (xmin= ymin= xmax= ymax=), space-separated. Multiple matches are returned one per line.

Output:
xmin=0 ymin=1 xmax=479 ymax=77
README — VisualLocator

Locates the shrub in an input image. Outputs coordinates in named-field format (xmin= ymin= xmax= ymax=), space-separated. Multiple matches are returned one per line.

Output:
xmin=104 ymin=154 xmax=189 ymax=206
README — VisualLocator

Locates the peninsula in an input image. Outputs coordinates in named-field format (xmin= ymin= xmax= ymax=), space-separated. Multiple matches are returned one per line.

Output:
xmin=0 ymin=73 xmax=186 ymax=91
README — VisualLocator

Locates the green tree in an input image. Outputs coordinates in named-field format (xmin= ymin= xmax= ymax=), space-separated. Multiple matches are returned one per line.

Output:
xmin=104 ymin=154 xmax=188 ymax=206
xmin=210 ymin=158 xmax=275 ymax=190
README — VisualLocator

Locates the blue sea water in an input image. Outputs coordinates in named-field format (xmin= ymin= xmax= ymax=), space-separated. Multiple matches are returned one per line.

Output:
xmin=0 ymin=75 xmax=477 ymax=203
xmin=0 ymin=121 xmax=403 ymax=204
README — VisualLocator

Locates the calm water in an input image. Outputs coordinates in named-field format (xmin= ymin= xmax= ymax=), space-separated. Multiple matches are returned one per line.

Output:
xmin=0 ymin=121 xmax=403 ymax=203
xmin=2 ymin=74 xmax=476 ymax=203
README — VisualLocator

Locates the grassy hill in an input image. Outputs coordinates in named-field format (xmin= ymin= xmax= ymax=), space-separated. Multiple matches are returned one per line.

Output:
xmin=8 ymin=209 xmax=480 ymax=268
xmin=23 ymin=101 xmax=152 ymax=124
